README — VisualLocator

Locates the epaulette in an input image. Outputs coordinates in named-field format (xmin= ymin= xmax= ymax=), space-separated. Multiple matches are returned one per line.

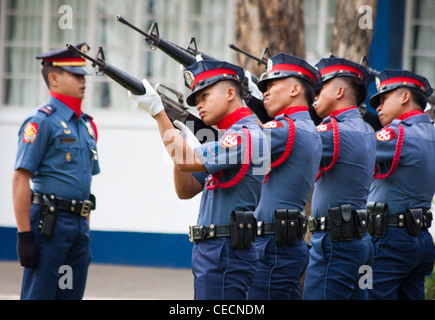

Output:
xmin=38 ymin=105 xmax=56 ymax=115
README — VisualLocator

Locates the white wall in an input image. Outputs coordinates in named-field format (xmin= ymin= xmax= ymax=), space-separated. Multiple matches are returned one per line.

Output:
xmin=0 ymin=109 xmax=201 ymax=235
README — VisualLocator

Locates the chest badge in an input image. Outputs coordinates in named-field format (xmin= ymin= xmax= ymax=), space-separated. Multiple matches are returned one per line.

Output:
xmin=61 ymin=121 xmax=71 ymax=134
xmin=86 ymin=122 xmax=95 ymax=139
xmin=66 ymin=152 xmax=71 ymax=162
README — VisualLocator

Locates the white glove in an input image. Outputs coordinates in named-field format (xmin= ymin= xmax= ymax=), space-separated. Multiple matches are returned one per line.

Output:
xmin=245 ymin=70 xmax=263 ymax=100
xmin=128 ymin=79 xmax=164 ymax=116
xmin=173 ymin=120 xmax=201 ymax=149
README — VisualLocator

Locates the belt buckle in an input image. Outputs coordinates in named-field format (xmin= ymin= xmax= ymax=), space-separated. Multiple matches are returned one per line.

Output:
xmin=189 ymin=225 xmax=205 ymax=243
xmin=80 ymin=200 xmax=92 ymax=217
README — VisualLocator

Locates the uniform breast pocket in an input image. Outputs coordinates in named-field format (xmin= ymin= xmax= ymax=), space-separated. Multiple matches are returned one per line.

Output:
xmin=55 ymin=136 xmax=80 ymax=165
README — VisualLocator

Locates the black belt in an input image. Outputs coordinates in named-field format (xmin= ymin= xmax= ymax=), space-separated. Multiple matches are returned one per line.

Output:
xmin=256 ymin=221 xmax=275 ymax=236
xmin=385 ymin=213 xmax=431 ymax=228
xmin=189 ymin=221 xmax=276 ymax=243
xmin=307 ymin=216 xmax=328 ymax=232
xmin=189 ymin=224 xmax=231 ymax=242
xmin=32 ymin=193 xmax=95 ymax=217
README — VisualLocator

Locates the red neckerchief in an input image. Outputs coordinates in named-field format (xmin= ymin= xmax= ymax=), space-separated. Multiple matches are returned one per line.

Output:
xmin=329 ymin=106 xmax=357 ymax=117
xmin=216 ymin=107 xmax=252 ymax=130
xmin=50 ymin=91 xmax=82 ymax=118
xmin=398 ymin=110 xmax=423 ymax=121
xmin=276 ymin=106 xmax=308 ymax=117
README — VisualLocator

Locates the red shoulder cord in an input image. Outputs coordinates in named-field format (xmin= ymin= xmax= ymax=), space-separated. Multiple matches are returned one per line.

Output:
xmin=263 ymin=118 xmax=295 ymax=183
xmin=373 ymin=124 xmax=404 ymax=179
xmin=315 ymin=116 xmax=340 ymax=182
xmin=206 ymin=127 xmax=252 ymax=190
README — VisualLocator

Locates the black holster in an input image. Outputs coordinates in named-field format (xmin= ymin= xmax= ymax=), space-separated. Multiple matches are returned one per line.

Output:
xmin=37 ymin=194 xmax=58 ymax=237
xmin=354 ymin=209 xmax=368 ymax=239
xmin=328 ymin=204 xmax=352 ymax=241
xmin=367 ymin=202 xmax=388 ymax=237
xmin=406 ymin=208 xmax=423 ymax=237
xmin=274 ymin=209 xmax=307 ymax=245
xmin=230 ymin=211 xmax=256 ymax=249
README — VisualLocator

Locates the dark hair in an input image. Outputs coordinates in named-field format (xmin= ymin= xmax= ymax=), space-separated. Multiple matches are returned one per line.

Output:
xmin=293 ymin=77 xmax=316 ymax=107
xmin=339 ymin=77 xmax=368 ymax=107
xmin=407 ymin=87 xmax=427 ymax=110
xmin=41 ymin=66 xmax=64 ymax=89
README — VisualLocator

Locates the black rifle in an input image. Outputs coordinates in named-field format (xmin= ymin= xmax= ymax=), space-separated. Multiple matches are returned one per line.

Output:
xmin=116 ymin=15 xmax=273 ymax=124
xmin=66 ymin=42 xmax=146 ymax=95
xmin=155 ymin=84 xmax=218 ymax=142
xmin=66 ymin=43 xmax=216 ymax=143
xmin=228 ymin=43 xmax=269 ymax=67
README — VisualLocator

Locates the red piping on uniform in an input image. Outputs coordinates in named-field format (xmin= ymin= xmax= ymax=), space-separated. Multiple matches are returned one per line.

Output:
xmin=206 ymin=127 xmax=251 ymax=190
xmin=373 ymin=124 xmax=404 ymax=179
xmin=315 ymin=116 xmax=340 ymax=182
xmin=263 ymin=117 xmax=295 ymax=183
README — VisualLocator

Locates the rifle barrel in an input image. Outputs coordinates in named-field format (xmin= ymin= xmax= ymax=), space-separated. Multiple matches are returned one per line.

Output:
xmin=116 ymin=15 xmax=151 ymax=40
xmin=228 ymin=43 xmax=263 ymax=64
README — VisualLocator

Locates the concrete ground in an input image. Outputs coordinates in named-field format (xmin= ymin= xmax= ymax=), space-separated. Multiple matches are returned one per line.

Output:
xmin=0 ymin=260 xmax=194 ymax=300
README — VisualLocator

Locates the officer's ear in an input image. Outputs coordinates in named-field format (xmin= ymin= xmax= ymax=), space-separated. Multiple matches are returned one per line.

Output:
xmin=398 ymin=89 xmax=411 ymax=105
xmin=48 ymin=72 xmax=61 ymax=89
xmin=289 ymin=82 xmax=302 ymax=97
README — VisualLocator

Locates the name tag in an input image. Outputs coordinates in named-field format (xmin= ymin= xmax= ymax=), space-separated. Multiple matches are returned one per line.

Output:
xmin=61 ymin=138 xmax=77 ymax=144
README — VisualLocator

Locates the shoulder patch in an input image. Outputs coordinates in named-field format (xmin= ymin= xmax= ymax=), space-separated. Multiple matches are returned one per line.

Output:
xmin=23 ymin=122 xmax=38 ymax=143
xmin=38 ymin=105 xmax=56 ymax=115
xmin=262 ymin=120 xmax=284 ymax=129
xmin=317 ymin=122 xmax=333 ymax=132
xmin=376 ymin=128 xmax=396 ymax=141
xmin=222 ymin=133 xmax=242 ymax=148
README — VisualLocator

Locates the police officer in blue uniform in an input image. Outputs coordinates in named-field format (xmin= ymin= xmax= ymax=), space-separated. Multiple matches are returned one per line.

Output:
xmin=128 ymin=60 xmax=270 ymax=300
xmin=367 ymin=69 xmax=435 ymax=300
xmin=246 ymin=53 xmax=322 ymax=300
xmin=12 ymin=43 xmax=100 ymax=300
xmin=303 ymin=57 xmax=376 ymax=300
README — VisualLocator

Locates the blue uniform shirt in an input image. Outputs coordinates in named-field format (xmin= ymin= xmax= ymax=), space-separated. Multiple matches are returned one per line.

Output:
xmin=312 ymin=107 xmax=376 ymax=218
xmin=193 ymin=114 xmax=270 ymax=226
xmin=15 ymin=95 xmax=100 ymax=201
xmin=255 ymin=108 xmax=322 ymax=222
xmin=368 ymin=113 xmax=435 ymax=213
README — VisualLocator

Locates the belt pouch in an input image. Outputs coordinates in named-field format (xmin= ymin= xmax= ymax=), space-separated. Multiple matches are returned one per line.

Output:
xmin=424 ymin=211 xmax=433 ymax=229
xmin=287 ymin=210 xmax=301 ymax=245
xmin=369 ymin=203 xmax=388 ymax=237
xmin=353 ymin=209 xmax=368 ymax=239
xmin=231 ymin=211 xmax=255 ymax=249
xmin=367 ymin=202 xmax=375 ymax=235
xmin=405 ymin=208 xmax=423 ymax=237
xmin=37 ymin=195 xmax=58 ymax=237
xmin=274 ymin=209 xmax=289 ymax=244
xmin=327 ymin=207 xmax=342 ymax=241
xmin=340 ymin=204 xmax=354 ymax=241
xmin=298 ymin=212 xmax=308 ymax=241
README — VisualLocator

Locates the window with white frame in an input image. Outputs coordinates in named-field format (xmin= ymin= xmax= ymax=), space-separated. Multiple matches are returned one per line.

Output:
xmin=304 ymin=0 xmax=337 ymax=65
xmin=0 ymin=0 xmax=236 ymax=111
xmin=403 ymin=0 xmax=435 ymax=90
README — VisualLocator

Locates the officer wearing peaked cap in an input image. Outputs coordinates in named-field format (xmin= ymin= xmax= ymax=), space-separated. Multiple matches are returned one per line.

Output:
xmin=13 ymin=43 xmax=100 ymax=300
xmin=303 ymin=57 xmax=376 ymax=300
xmin=246 ymin=53 xmax=322 ymax=300
xmin=128 ymin=60 xmax=270 ymax=300
xmin=367 ymin=69 xmax=435 ymax=300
